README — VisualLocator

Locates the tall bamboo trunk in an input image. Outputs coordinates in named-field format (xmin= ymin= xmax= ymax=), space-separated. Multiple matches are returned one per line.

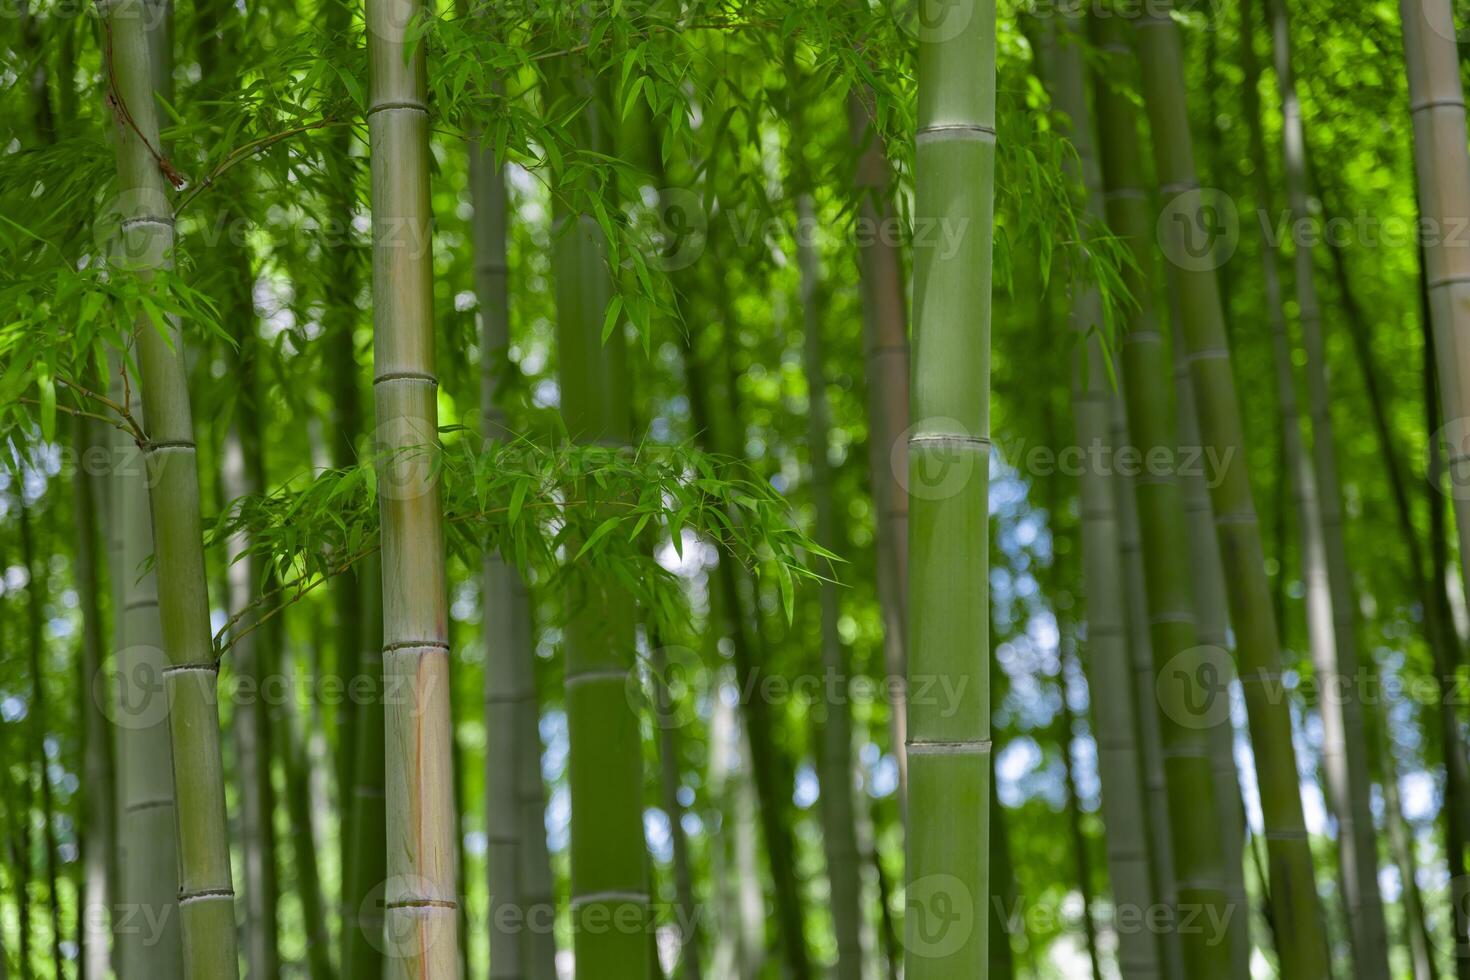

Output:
xmin=515 ymin=617 xmax=558 ymax=980
xmin=1259 ymin=2 xmax=1390 ymax=971
xmin=1171 ymin=308 xmax=1255 ymax=980
xmin=1236 ymin=3 xmax=1356 ymax=964
xmin=222 ymin=424 xmax=282 ymax=980
xmin=649 ymin=640 xmax=703 ymax=980
xmin=1126 ymin=4 xmax=1331 ymax=974
xmin=109 ymin=390 xmax=184 ymax=979
xmin=274 ymin=641 xmax=333 ymax=980
xmin=73 ymin=418 xmax=115 ymax=980
xmin=470 ymin=119 xmax=534 ymax=980
xmin=678 ymin=313 xmax=811 ymax=977
xmin=1424 ymin=306 xmax=1470 ymax=977
xmin=1375 ymin=664 xmax=1439 ymax=980
xmin=1324 ymin=175 xmax=1470 ymax=977
xmin=342 ymin=552 xmax=388 ymax=978
xmin=1401 ymin=7 xmax=1470 ymax=969
xmin=546 ymin=66 xmax=651 ymax=979
xmin=1110 ymin=398 xmax=1186 ymax=980
xmin=102 ymin=0 xmax=239 ymax=972
xmin=1091 ymin=11 xmax=1256 ymax=978
xmin=365 ymin=0 xmax=460 ymax=969
xmin=1403 ymin=0 xmax=1470 ymax=663
xmin=794 ymin=193 xmax=865 ymax=980
xmin=845 ymin=91 xmax=910 ymax=805
xmin=905 ymin=0 xmax=995 ymax=974
xmin=320 ymin=0 xmax=369 ymax=929
xmin=1035 ymin=16 xmax=1165 ymax=977
xmin=19 ymin=506 xmax=63 ymax=976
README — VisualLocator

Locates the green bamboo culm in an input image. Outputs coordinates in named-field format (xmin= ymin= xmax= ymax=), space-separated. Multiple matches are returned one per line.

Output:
xmin=470 ymin=112 xmax=535 ymax=980
xmin=1404 ymin=0 xmax=1470 ymax=610
xmin=546 ymin=65 xmax=653 ymax=978
xmin=100 ymin=0 xmax=239 ymax=973
xmin=365 ymin=0 xmax=460 ymax=970
xmin=1401 ymin=2 xmax=1470 ymax=965
xmin=845 ymin=86 xmax=911 ymax=806
xmin=1089 ymin=14 xmax=1250 ymax=980
xmin=109 ymin=384 xmax=184 ymax=979
xmin=1126 ymin=3 xmax=1331 ymax=976
xmin=905 ymin=0 xmax=996 ymax=974
xmin=796 ymin=194 xmax=865 ymax=980
xmin=73 ymin=417 xmax=116 ymax=980
xmin=1263 ymin=1 xmax=1390 ymax=970
xmin=1035 ymin=13 xmax=1163 ymax=978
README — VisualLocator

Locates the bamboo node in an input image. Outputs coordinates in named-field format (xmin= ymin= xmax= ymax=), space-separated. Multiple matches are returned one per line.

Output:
xmin=916 ymin=124 xmax=997 ymax=145
xmin=145 ymin=439 xmax=197 ymax=453
xmin=374 ymin=370 xmax=439 ymax=386
xmin=179 ymin=888 xmax=235 ymax=904
xmin=570 ymin=890 xmax=651 ymax=906
xmin=162 ymin=662 xmax=218 ymax=675
xmin=366 ymin=100 xmax=429 ymax=117
xmin=382 ymin=640 xmax=450 ymax=653
xmin=906 ymin=739 xmax=992 ymax=755
xmin=1410 ymin=97 xmax=1467 ymax=115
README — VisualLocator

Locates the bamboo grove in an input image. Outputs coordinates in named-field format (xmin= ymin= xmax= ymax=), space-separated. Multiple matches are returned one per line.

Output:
xmin=7 ymin=0 xmax=1470 ymax=977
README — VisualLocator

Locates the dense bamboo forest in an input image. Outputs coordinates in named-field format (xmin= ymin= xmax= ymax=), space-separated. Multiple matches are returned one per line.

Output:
xmin=9 ymin=0 xmax=1470 ymax=976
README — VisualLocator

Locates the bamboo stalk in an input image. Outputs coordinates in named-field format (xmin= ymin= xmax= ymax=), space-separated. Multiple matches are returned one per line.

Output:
xmin=1125 ymin=4 xmax=1332 ymax=974
xmin=221 ymin=425 xmax=281 ymax=980
xmin=1376 ymin=664 xmax=1439 ymax=980
xmin=1401 ymin=0 xmax=1470 ymax=658
xmin=365 ymin=0 xmax=460 ymax=969
xmin=1090 ymin=11 xmax=1252 ymax=978
xmin=1165 ymin=282 xmax=1253 ymax=980
xmin=1234 ymin=2 xmax=1359 ymax=968
xmin=1258 ymin=3 xmax=1390 ymax=971
xmin=110 ymin=390 xmax=184 ymax=979
xmin=19 ymin=506 xmax=64 ymax=977
xmin=905 ymin=0 xmax=995 ymax=973
xmin=845 ymin=90 xmax=911 ymax=806
xmin=470 ymin=112 xmax=532 ymax=980
xmin=342 ymin=553 xmax=388 ymax=978
xmin=795 ymin=191 xmax=865 ymax=979
xmin=321 ymin=0 xmax=368 ymax=915
xmin=1423 ymin=301 xmax=1470 ymax=977
xmin=1110 ymin=398 xmax=1185 ymax=980
xmin=545 ymin=62 xmax=651 ymax=978
xmin=1035 ymin=16 xmax=1166 ymax=977
xmin=101 ymin=0 xmax=239 ymax=972
xmin=649 ymin=640 xmax=703 ymax=980
xmin=678 ymin=308 xmax=812 ymax=977
xmin=72 ymin=418 xmax=115 ymax=980
xmin=515 ymin=614 xmax=558 ymax=980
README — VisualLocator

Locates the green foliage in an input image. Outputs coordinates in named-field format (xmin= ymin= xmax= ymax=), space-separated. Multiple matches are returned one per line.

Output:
xmin=209 ymin=435 xmax=830 ymax=658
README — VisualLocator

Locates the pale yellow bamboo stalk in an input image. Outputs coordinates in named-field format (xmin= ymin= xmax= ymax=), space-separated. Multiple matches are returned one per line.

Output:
xmin=366 ymin=0 xmax=460 ymax=970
